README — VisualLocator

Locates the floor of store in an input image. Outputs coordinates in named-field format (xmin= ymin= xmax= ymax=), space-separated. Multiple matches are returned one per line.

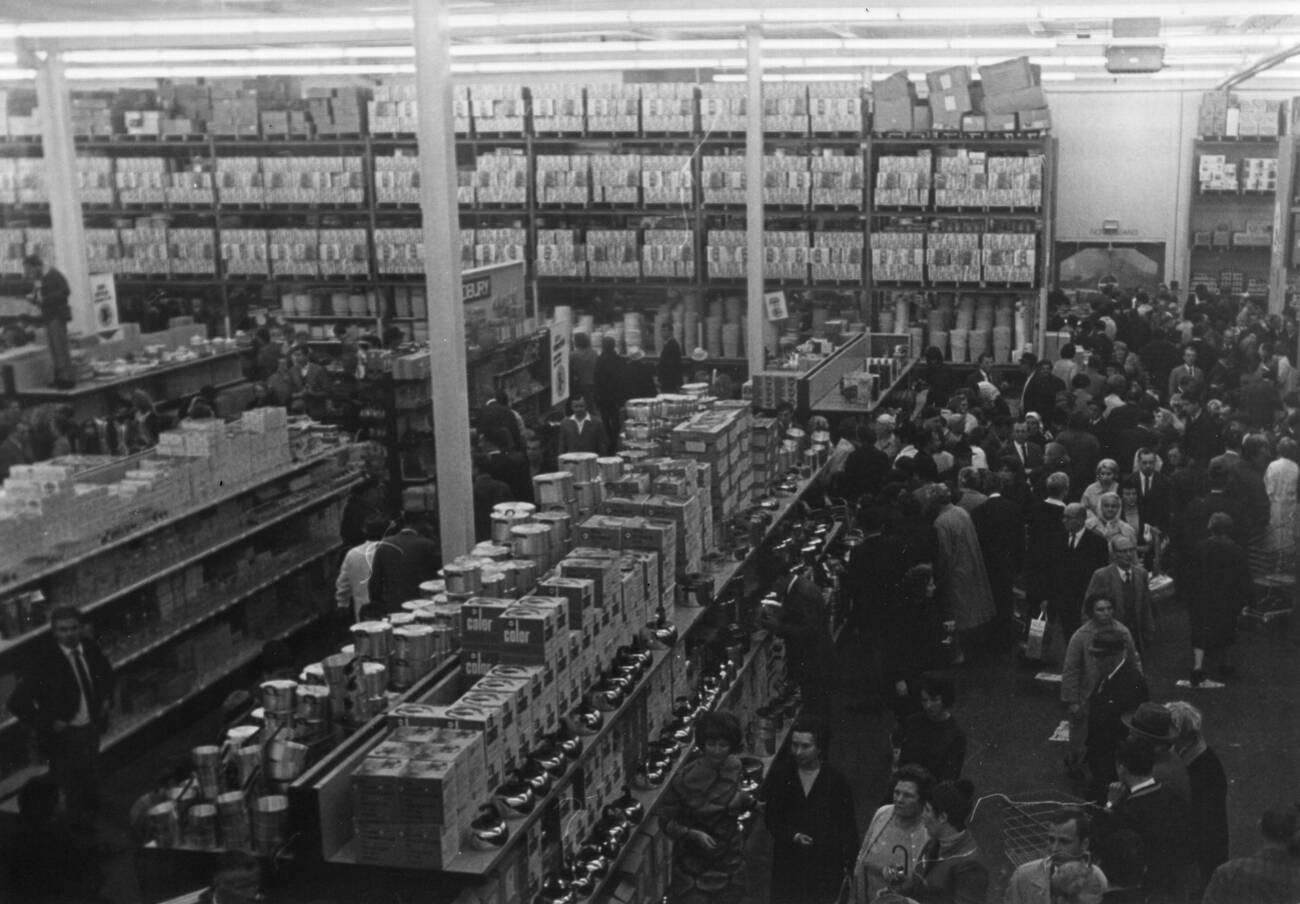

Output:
xmin=72 ymin=594 xmax=1300 ymax=904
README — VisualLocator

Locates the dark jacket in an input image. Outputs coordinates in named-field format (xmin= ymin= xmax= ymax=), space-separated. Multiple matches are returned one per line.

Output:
xmin=478 ymin=399 xmax=524 ymax=451
xmin=35 ymin=267 xmax=72 ymax=322
xmin=907 ymin=833 xmax=989 ymax=904
xmin=484 ymin=449 xmax=533 ymax=503
xmin=893 ymin=713 xmax=967 ymax=783
xmin=1052 ymin=529 xmax=1111 ymax=633
xmin=1085 ymin=658 xmax=1149 ymax=787
xmin=657 ymin=337 xmax=685 ymax=393
xmin=764 ymin=760 xmax=859 ymax=904
xmin=1186 ymin=746 xmax=1230 ymax=882
xmin=367 ymin=530 xmax=440 ymax=613
xmin=557 ymin=414 xmax=609 ymax=456
xmin=971 ymin=494 xmax=1025 ymax=591
xmin=1096 ymin=780 xmax=1192 ymax=898
xmin=8 ymin=638 xmax=115 ymax=745
xmin=1023 ymin=499 xmax=1067 ymax=603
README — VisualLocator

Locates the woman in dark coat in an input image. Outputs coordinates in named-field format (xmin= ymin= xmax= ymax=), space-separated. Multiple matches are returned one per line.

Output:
xmin=1167 ymin=701 xmax=1229 ymax=893
xmin=1185 ymin=512 xmax=1252 ymax=685
xmin=764 ymin=716 xmax=859 ymax=904
xmin=660 ymin=712 xmax=754 ymax=904
xmin=880 ymin=563 xmax=950 ymax=725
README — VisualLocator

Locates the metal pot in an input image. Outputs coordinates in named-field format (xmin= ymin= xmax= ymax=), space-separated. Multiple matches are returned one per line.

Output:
xmin=570 ymin=703 xmax=604 ymax=734
xmin=470 ymin=806 xmax=509 ymax=849
xmin=613 ymin=789 xmax=645 ymax=824
xmin=532 ymin=745 xmax=566 ymax=777
xmin=551 ymin=727 xmax=584 ymax=760
xmin=520 ymin=761 xmax=554 ymax=795
xmin=495 ymin=779 xmax=536 ymax=817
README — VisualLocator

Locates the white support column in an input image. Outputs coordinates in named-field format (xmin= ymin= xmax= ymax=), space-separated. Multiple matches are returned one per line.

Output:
xmin=33 ymin=52 xmax=91 ymax=331
xmin=745 ymin=26 xmax=766 ymax=377
xmin=413 ymin=0 xmax=474 ymax=561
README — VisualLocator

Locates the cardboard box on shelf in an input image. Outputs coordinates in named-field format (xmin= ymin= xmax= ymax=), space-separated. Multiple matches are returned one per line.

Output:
xmin=985 ymin=112 xmax=1018 ymax=132
xmin=873 ymin=97 xmax=915 ymax=133
xmin=982 ymin=86 xmax=1048 ymax=115
xmin=874 ymin=71 xmax=915 ymax=103
xmin=1018 ymin=108 xmax=1052 ymax=131
xmin=978 ymin=56 xmax=1038 ymax=96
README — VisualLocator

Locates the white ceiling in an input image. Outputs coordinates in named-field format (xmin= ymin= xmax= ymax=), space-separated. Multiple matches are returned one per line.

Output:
xmin=1 ymin=1 xmax=1299 ymax=88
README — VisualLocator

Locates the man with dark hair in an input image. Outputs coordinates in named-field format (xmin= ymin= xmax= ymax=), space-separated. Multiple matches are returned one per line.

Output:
xmin=1053 ymin=503 xmax=1110 ymax=644
xmin=556 ymin=394 xmax=609 ymax=455
xmin=656 ymin=321 xmax=684 ymax=393
xmin=482 ymin=426 xmax=533 ymax=502
xmin=7 ymin=605 xmax=115 ymax=826
xmin=1021 ymin=357 xmax=1066 ymax=420
xmin=22 ymin=254 xmax=76 ymax=389
xmin=1127 ymin=447 xmax=1171 ymax=532
xmin=1202 ymin=806 xmax=1300 ymax=904
xmin=1095 ymin=736 xmax=1192 ymax=902
xmin=971 ymin=472 xmax=1024 ymax=652
xmin=366 ymin=515 xmax=439 ymax=616
xmin=1005 ymin=808 xmax=1108 ymax=904
xmin=478 ymin=391 xmax=524 ymax=451
xmin=1180 ymin=394 xmax=1224 ymax=466
xmin=1083 ymin=627 xmax=1148 ymax=801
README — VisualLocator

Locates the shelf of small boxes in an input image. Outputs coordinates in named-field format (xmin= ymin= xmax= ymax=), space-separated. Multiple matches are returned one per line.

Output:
xmin=1197 ymin=153 xmax=1278 ymax=195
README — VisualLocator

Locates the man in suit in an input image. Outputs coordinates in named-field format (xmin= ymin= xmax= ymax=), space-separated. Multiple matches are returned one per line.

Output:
xmin=762 ymin=568 xmax=834 ymax=724
xmin=1180 ymin=395 xmax=1223 ymax=467
xmin=1085 ymin=535 xmax=1156 ymax=655
xmin=482 ymin=427 xmax=533 ymax=503
xmin=1083 ymin=629 xmax=1149 ymax=803
xmin=366 ymin=516 xmax=440 ymax=616
xmin=1007 ymin=420 xmax=1044 ymax=477
xmin=656 ymin=322 xmax=684 ymax=394
xmin=971 ymin=473 xmax=1025 ymax=652
xmin=287 ymin=344 xmax=331 ymax=420
xmin=1128 ymin=447 xmax=1171 ymax=532
xmin=1053 ymin=503 xmax=1111 ymax=644
xmin=1095 ymin=737 xmax=1192 ymax=903
xmin=964 ymin=351 xmax=997 ymax=395
xmin=1167 ymin=345 xmax=1204 ymax=402
xmin=1023 ymin=471 xmax=1070 ymax=622
xmin=7 ymin=605 xmax=115 ymax=825
xmin=1020 ymin=357 xmax=1066 ymax=421
xmin=23 ymin=254 xmax=76 ymax=389
xmin=556 ymin=394 xmax=609 ymax=456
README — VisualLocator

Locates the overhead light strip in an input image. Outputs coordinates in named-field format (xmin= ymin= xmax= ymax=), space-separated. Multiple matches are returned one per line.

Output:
xmin=8 ymin=2 xmax=1300 ymax=44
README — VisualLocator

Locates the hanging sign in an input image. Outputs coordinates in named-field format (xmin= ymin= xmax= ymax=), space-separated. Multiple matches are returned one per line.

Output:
xmin=763 ymin=290 xmax=789 ymax=322
xmin=550 ymin=327 xmax=570 ymax=407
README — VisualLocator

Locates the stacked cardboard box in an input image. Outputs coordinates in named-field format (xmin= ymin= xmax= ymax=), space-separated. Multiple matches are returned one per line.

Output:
xmin=763 ymin=83 xmax=809 ymax=134
xmin=351 ymin=726 xmax=485 ymax=868
xmin=471 ymin=85 xmax=526 ymax=135
xmin=209 ymin=86 xmax=259 ymax=137
xmin=811 ymin=150 xmax=864 ymax=207
xmin=926 ymin=66 xmax=975 ymax=131
xmin=530 ymin=84 xmax=585 ymax=134
xmin=978 ymin=57 xmax=1049 ymax=130
xmin=875 ymin=152 xmax=932 ymax=207
xmin=702 ymin=153 xmax=746 ymax=206
xmin=871 ymin=229 xmax=925 ymax=283
xmin=641 ymin=229 xmax=694 ymax=279
xmin=374 ymin=227 xmax=424 ymax=275
xmin=810 ymin=231 xmax=864 ymax=282
xmin=706 ymin=229 xmax=747 ymax=279
xmin=982 ymin=232 xmax=1037 ymax=284
xmin=641 ymin=84 xmax=694 ymax=133
xmin=763 ymin=153 xmax=811 ymax=206
xmin=669 ymin=404 xmax=753 ymax=525
xmin=926 ymin=229 xmax=982 ymax=283
xmin=871 ymin=71 xmax=919 ymax=134
xmin=535 ymin=229 xmax=584 ymax=278
xmin=1198 ymin=155 xmax=1238 ymax=192
xmin=472 ymin=149 xmax=527 ymax=204
xmin=471 ymin=227 xmax=527 ymax=267
xmin=374 ymin=150 xmax=420 ymax=204
xmin=535 ymin=155 xmax=590 ymax=206
xmin=590 ymin=153 xmax=641 ymax=204
xmin=587 ymin=83 xmax=640 ymax=134
xmin=585 ymin=229 xmax=639 ymax=278
xmin=810 ymin=83 xmax=863 ymax=134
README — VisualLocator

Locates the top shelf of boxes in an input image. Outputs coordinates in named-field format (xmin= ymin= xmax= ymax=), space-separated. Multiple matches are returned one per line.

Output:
xmin=0 ymin=63 xmax=1057 ymax=144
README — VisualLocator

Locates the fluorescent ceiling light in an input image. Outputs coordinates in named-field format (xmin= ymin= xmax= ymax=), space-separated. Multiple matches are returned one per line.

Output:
xmin=15 ymin=16 xmax=412 ymax=40
xmin=1245 ymin=68 xmax=1300 ymax=78
xmin=455 ymin=57 xmax=743 ymax=74
xmin=66 ymin=63 xmax=415 ymax=80
xmin=713 ymin=73 xmax=866 ymax=83
xmin=63 ymin=46 xmax=416 ymax=64
xmin=0 ymin=68 xmax=33 ymax=81
xmin=1150 ymin=69 xmax=1230 ymax=79
xmin=456 ymin=39 xmax=744 ymax=57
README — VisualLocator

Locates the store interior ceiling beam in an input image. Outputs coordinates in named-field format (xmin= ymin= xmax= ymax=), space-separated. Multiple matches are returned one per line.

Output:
xmin=1216 ymin=40 xmax=1300 ymax=89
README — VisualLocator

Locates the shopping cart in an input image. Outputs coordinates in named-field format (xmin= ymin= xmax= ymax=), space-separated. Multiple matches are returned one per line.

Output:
xmin=1245 ymin=521 xmax=1296 ymax=625
xmin=968 ymin=791 xmax=1093 ymax=869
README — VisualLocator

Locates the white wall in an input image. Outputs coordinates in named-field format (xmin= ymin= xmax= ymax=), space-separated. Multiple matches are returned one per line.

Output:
xmin=1044 ymin=86 xmax=1294 ymax=291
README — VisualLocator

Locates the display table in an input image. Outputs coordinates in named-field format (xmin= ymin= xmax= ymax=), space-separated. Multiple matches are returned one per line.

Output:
xmin=14 ymin=348 xmax=249 ymax=420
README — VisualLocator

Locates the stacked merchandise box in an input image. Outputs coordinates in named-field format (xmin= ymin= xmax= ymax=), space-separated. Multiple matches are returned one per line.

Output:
xmin=221 ymin=228 xmax=270 ymax=276
xmin=749 ymin=416 xmax=787 ymax=494
xmin=119 ymin=225 xmax=170 ymax=276
xmin=319 ymin=229 xmax=370 ymax=277
xmin=809 ymin=82 xmax=863 ymax=134
xmin=530 ymin=84 xmax=585 ymax=134
xmin=764 ymin=153 xmax=811 ymax=206
xmin=1237 ymin=98 xmax=1283 ymax=138
xmin=642 ymin=229 xmax=694 ymax=280
xmin=811 ymin=230 xmax=864 ymax=282
xmin=669 ymin=402 xmax=753 ymax=525
xmin=71 ymin=95 xmax=115 ymax=137
xmin=472 ymin=227 xmax=526 ymax=267
xmin=209 ymin=84 xmax=259 ymax=137
xmin=751 ymin=370 xmax=800 ymax=410
xmin=374 ymin=227 xmax=424 ymax=275
xmin=373 ymin=150 xmax=420 ymax=205
xmin=535 ymin=229 xmax=584 ymax=278
xmin=166 ymin=160 xmax=216 ymax=206
xmin=987 ymin=155 xmax=1044 ymax=208
xmin=585 ymin=230 xmax=639 ymax=279
xmin=926 ymin=226 xmax=981 ymax=284
xmin=764 ymin=83 xmax=810 ymax=134
xmin=473 ymin=150 xmax=528 ymax=205
xmin=875 ymin=151 xmax=932 ymax=207
xmin=982 ymin=232 xmax=1037 ymax=284
xmin=702 ymin=153 xmax=746 ymax=207
xmin=535 ymin=155 xmax=591 ymax=206
xmin=699 ymin=83 xmax=747 ymax=133
xmin=260 ymin=156 xmax=365 ymax=205
xmin=811 ymin=150 xmax=863 ymax=208
xmin=590 ymin=154 xmax=640 ymax=204
xmin=871 ymin=229 xmax=925 ymax=283
xmin=642 ymin=154 xmax=694 ymax=206
xmin=706 ymin=229 xmax=746 ymax=279
xmin=84 ymin=229 xmax=120 ymax=274
xmin=0 ymin=163 xmax=14 ymax=206
xmin=269 ymin=228 xmax=319 ymax=277
xmin=77 ymin=156 xmax=115 ymax=206
xmin=470 ymin=85 xmax=526 ymax=135
xmin=0 ymin=230 xmax=25 ymax=275
xmin=641 ymin=84 xmax=694 ymax=134
xmin=115 ymin=157 xmax=168 ymax=206
xmin=871 ymin=71 xmax=918 ymax=134
xmin=14 ymin=159 xmax=45 ymax=205
xmin=978 ymin=57 xmax=1050 ymax=131
xmin=350 ymin=726 xmax=485 ymax=868
xmin=587 ymin=83 xmax=640 ymax=134
xmin=765 ymin=231 xmax=810 ymax=282
xmin=216 ymin=156 xmax=264 ymax=206
xmin=925 ymin=66 xmax=976 ymax=131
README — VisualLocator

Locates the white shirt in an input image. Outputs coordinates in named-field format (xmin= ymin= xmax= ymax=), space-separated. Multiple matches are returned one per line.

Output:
xmin=1069 ymin=528 xmax=1087 ymax=549
xmin=336 ymin=540 xmax=379 ymax=620
xmin=60 ymin=644 xmax=92 ymax=726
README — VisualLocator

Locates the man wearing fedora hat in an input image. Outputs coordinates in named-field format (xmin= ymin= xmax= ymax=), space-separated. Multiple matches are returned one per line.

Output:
xmin=1124 ymin=702 xmax=1190 ymax=807
xmin=1083 ymin=627 xmax=1148 ymax=802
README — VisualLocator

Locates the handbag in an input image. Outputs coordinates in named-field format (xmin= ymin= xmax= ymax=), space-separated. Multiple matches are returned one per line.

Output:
xmin=1024 ymin=605 xmax=1048 ymax=661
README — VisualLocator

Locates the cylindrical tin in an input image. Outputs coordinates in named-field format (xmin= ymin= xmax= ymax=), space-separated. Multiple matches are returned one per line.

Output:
xmin=259 ymin=679 xmax=297 ymax=714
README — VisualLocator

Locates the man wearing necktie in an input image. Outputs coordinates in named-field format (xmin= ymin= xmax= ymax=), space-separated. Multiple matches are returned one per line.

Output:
xmin=1085 ymin=537 xmax=1156 ymax=654
xmin=7 ymin=605 xmax=115 ymax=825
